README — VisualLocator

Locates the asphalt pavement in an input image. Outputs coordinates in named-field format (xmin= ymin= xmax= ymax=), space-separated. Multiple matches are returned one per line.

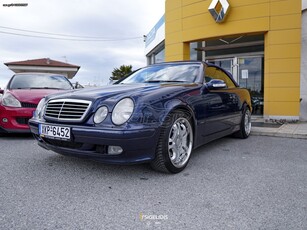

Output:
xmin=0 ymin=134 xmax=306 ymax=230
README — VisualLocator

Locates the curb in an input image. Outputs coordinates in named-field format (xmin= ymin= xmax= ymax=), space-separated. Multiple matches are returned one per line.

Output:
xmin=251 ymin=131 xmax=307 ymax=139
xmin=251 ymin=123 xmax=307 ymax=139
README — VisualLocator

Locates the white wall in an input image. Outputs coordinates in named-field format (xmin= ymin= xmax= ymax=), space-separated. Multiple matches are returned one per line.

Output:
xmin=300 ymin=10 xmax=307 ymax=120
xmin=303 ymin=0 xmax=307 ymax=10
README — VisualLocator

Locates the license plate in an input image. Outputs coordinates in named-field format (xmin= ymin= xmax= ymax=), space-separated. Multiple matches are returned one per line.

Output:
xmin=39 ymin=124 xmax=71 ymax=140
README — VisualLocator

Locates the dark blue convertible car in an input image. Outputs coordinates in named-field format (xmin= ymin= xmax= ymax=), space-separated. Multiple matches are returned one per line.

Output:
xmin=29 ymin=61 xmax=252 ymax=173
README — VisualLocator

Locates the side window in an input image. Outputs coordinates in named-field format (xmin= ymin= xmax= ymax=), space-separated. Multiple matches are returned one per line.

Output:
xmin=205 ymin=66 xmax=236 ymax=88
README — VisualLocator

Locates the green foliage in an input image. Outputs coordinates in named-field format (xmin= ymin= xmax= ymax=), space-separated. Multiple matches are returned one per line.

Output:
xmin=110 ymin=65 xmax=133 ymax=81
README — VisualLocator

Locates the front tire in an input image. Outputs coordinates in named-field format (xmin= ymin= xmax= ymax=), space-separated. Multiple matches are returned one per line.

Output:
xmin=150 ymin=110 xmax=193 ymax=173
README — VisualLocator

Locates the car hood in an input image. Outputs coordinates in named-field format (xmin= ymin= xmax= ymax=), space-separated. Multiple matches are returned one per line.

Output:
xmin=46 ymin=83 xmax=200 ymax=102
xmin=8 ymin=89 xmax=68 ymax=104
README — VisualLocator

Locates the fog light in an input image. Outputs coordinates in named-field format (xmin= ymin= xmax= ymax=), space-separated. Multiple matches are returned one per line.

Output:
xmin=108 ymin=146 xmax=123 ymax=155
xmin=2 ymin=118 xmax=8 ymax=123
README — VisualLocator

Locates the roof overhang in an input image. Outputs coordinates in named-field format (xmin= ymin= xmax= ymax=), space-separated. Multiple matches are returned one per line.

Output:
xmin=5 ymin=65 xmax=79 ymax=79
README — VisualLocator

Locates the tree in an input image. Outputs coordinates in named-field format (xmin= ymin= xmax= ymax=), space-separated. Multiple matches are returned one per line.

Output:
xmin=110 ymin=65 xmax=133 ymax=81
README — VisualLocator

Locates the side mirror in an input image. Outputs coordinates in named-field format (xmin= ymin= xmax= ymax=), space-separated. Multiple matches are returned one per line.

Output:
xmin=207 ymin=79 xmax=227 ymax=90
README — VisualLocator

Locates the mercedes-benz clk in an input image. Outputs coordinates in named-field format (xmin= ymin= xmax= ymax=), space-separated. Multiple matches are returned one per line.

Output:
xmin=29 ymin=61 xmax=252 ymax=173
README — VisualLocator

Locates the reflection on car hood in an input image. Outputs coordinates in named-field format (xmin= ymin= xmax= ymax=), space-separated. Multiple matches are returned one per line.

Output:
xmin=9 ymin=89 xmax=68 ymax=104
xmin=45 ymin=83 xmax=199 ymax=102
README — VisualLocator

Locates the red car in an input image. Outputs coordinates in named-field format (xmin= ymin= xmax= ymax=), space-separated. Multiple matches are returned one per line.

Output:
xmin=0 ymin=72 xmax=73 ymax=134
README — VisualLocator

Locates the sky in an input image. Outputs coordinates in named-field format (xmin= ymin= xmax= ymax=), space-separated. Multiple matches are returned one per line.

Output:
xmin=0 ymin=0 xmax=165 ymax=88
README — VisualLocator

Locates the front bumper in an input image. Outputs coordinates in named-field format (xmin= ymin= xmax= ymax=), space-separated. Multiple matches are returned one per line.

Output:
xmin=29 ymin=119 xmax=161 ymax=164
xmin=0 ymin=105 xmax=34 ymax=133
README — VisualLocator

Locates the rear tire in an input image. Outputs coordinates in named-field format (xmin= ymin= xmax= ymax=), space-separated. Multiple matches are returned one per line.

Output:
xmin=150 ymin=110 xmax=193 ymax=173
xmin=234 ymin=105 xmax=251 ymax=139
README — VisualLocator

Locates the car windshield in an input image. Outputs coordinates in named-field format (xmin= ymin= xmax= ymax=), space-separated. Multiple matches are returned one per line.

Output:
xmin=8 ymin=74 xmax=73 ymax=90
xmin=119 ymin=63 xmax=201 ymax=84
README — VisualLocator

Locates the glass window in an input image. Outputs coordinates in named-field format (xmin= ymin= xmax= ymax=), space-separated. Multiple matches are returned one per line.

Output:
xmin=190 ymin=42 xmax=203 ymax=61
xmin=208 ymin=59 xmax=233 ymax=75
xmin=119 ymin=63 xmax=201 ymax=84
xmin=154 ymin=49 xmax=165 ymax=63
xmin=9 ymin=74 xmax=73 ymax=90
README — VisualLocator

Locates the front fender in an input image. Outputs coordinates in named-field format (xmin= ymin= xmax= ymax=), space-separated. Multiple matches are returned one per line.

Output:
xmin=161 ymin=99 xmax=195 ymax=123
xmin=129 ymin=98 xmax=195 ymax=127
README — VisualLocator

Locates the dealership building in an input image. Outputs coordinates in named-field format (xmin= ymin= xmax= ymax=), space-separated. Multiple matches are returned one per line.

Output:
xmin=145 ymin=0 xmax=307 ymax=121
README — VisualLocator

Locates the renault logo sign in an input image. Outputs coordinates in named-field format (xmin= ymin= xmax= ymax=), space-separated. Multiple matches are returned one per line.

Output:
xmin=208 ymin=0 xmax=230 ymax=23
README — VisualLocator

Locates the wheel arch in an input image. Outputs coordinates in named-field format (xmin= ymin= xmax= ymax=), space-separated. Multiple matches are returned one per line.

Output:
xmin=242 ymin=101 xmax=252 ymax=114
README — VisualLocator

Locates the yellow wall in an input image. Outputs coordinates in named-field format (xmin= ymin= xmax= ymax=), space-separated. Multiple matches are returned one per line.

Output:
xmin=165 ymin=0 xmax=302 ymax=119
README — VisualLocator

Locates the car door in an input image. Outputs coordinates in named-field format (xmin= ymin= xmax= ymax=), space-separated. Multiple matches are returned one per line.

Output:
xmin=194 ymin=66 xmax=241 ymax=143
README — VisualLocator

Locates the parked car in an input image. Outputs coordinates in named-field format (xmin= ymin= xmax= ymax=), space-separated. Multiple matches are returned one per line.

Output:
xmin=29 ymin=61 xmax=252 ymax=173
xmin=0 ymin=73 xmax=73 ymax=134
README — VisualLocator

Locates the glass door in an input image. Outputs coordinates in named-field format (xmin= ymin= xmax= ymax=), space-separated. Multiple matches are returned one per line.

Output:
xmin=237 ymin=57 xmax=264 ymax=115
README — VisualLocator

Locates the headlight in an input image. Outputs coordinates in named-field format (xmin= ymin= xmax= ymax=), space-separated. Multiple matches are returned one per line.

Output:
xmin=2 ymin=93 xmax=21 ymax=107
xmin=94 ymin=106 xmax=108 ymax=124
xmin=112 ymin=98 xmax=134 ymax=125
xmin=34 ymin=98 xmax=46 ymax=119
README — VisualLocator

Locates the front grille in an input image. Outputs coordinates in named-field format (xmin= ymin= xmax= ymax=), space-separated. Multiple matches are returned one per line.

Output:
xmin=42 ymin=137 xmax=107 ymax=154
xmin=44 ymin=99 xmax=91 ymax=121
xmin=21 ymin=102 xmax=37 ymax=108
xmin=43 ymin=138 xmax=83 ymax=149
